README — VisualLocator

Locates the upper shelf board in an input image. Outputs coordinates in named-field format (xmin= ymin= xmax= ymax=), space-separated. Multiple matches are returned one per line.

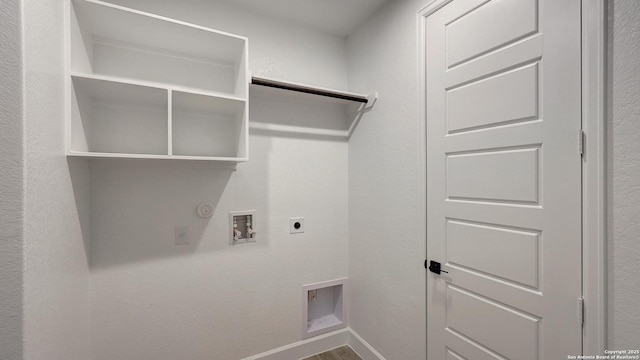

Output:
xmin=250 ymin=76 xmax=369 ymax=104
xmin=70 ymin=72 xmax=247 ymax=102
xmin=72 ymin=0 xmax=247 ymax=63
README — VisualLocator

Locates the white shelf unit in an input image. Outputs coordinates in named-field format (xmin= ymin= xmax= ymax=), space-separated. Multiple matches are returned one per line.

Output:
xmin=301 ymin=278 xmax=347 ymax=339
xmin=66 ymin=0 xmax=249 ymax=161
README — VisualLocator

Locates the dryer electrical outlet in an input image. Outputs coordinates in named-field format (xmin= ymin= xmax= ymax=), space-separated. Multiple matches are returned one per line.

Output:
xmin=289 ymin=217 xmax=304 ymax=234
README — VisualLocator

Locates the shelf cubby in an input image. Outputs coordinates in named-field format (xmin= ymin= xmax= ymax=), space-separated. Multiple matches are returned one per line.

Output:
xmin=70 ymin=75 xmax=168 ymax=155
xmin=171 ymin=91 xmax=247 ymax=159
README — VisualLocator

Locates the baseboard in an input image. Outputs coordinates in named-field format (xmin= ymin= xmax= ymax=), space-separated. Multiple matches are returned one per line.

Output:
xmin=241 ymin=328 xmax=349 ymax=360
xmin=347 ymin=329 xmax=387 ymax=360
xmin=240 ymin=328 xmax=385 ymax=360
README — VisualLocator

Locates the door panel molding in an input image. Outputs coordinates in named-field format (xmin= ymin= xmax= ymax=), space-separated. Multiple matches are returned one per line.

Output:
xmin=417 ymin=0 xmax=607 ymax=356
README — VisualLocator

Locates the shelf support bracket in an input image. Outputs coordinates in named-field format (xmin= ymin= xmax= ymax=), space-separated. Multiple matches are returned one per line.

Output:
xmin=347 ymin=92 xmax=378 ymax=139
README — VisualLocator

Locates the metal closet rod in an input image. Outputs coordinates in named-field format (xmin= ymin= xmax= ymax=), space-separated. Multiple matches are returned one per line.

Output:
xmin=251 ymin=77 xmax=369 ymax=104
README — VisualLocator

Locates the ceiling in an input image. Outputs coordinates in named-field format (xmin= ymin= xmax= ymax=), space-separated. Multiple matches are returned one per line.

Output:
xmin=213 ymin=0 xmax=389 ymax=37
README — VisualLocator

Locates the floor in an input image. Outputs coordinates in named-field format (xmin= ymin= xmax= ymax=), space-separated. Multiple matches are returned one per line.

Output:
xmin=302 ymin=346 xmax=362 ymax=360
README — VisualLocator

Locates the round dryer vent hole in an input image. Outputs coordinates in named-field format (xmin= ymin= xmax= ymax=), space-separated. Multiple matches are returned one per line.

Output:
xmin=197 ymin=203 xmax=214 ymax=218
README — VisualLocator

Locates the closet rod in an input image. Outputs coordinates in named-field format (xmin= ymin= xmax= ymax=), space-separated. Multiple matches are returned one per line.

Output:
xmin=251 ymin=76 xmax=369 ymax=104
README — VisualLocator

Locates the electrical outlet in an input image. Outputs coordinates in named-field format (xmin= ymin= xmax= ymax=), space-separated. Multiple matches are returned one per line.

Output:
xmin=289 ymin=217 xmax=304 ymax=234
xmin=175 ymin=226 xmax=189 ymax=245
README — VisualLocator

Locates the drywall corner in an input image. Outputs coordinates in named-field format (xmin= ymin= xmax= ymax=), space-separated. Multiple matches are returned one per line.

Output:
xmin=607 ymin=0 xmax=640 ymax=349
xmin=0 ymin=0 xmax=24 ymax=358
xmin=346 ymin=0 xmax=429 ymax=359
xmin=22 ymin=0 xmax=92 ymax=359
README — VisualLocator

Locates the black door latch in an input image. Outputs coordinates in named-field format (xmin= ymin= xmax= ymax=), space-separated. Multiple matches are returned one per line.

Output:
xmin=426 ymin=260 xmax=448 ymax=275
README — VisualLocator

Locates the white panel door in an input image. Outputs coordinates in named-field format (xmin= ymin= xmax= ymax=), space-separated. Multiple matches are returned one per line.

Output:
xmin=425 ymin=0 xmax=582 ymax=359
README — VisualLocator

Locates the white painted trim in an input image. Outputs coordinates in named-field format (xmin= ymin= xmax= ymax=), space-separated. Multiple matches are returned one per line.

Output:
xmin=242 ymin=40 xmax=250 ymax=160
xmin=416 ymin=2 xmax=451 ymax=359
xmin=416 ymin=5 xmax=429 ymax=360
xmin=239 ymin=328 xmax=386 ymax=360
xmin=240 ymin=329 xmax=349 ymax=360
xmin=581 ymin=0 xmax=608 ymax=354
xmin=64 ymin=0 xmax=72 ymax=155
xmin=416 ymin=0 xmax=608 ymax=355
xmin=417 ymin=0 xmax=453 ymax=18
xmin=167 ymin=89 xmax=173 ymax=156
xmin=347 ymin=329 xmax=387 ymax=360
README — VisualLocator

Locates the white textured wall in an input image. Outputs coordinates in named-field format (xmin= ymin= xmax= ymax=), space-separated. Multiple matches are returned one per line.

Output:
xmin=16 ymin=1 xmax=640 ymax=359
xmin=0 ymin=1 xmax=24 ymax=359
xmin=608 ymin=0 xmax=640 ymax=349
xmin=22 ymin=0 xmax=92 ymax=359
xmin=104 ymin=0 xmax=349 ymax=90
xmin=346 ymin=0 xmax=428 ymax=359
xmin=90 ymin=106 xmax=348 ymax=360
xmin=87 ymin=2 xmax=349 ymax=359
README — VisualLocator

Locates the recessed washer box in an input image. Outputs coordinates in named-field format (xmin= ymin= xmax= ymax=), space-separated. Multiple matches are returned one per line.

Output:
xmin=301 ymin=278 xmax=347 ymax=339
xmin=229 ymin=210 xmax=256 ymax=245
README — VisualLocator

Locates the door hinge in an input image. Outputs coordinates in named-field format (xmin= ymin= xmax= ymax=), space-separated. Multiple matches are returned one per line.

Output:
xmin=577 ymin=297 xmax=585 ymax=327
xmin=578 ymin=129 xmax=585 ymax=157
